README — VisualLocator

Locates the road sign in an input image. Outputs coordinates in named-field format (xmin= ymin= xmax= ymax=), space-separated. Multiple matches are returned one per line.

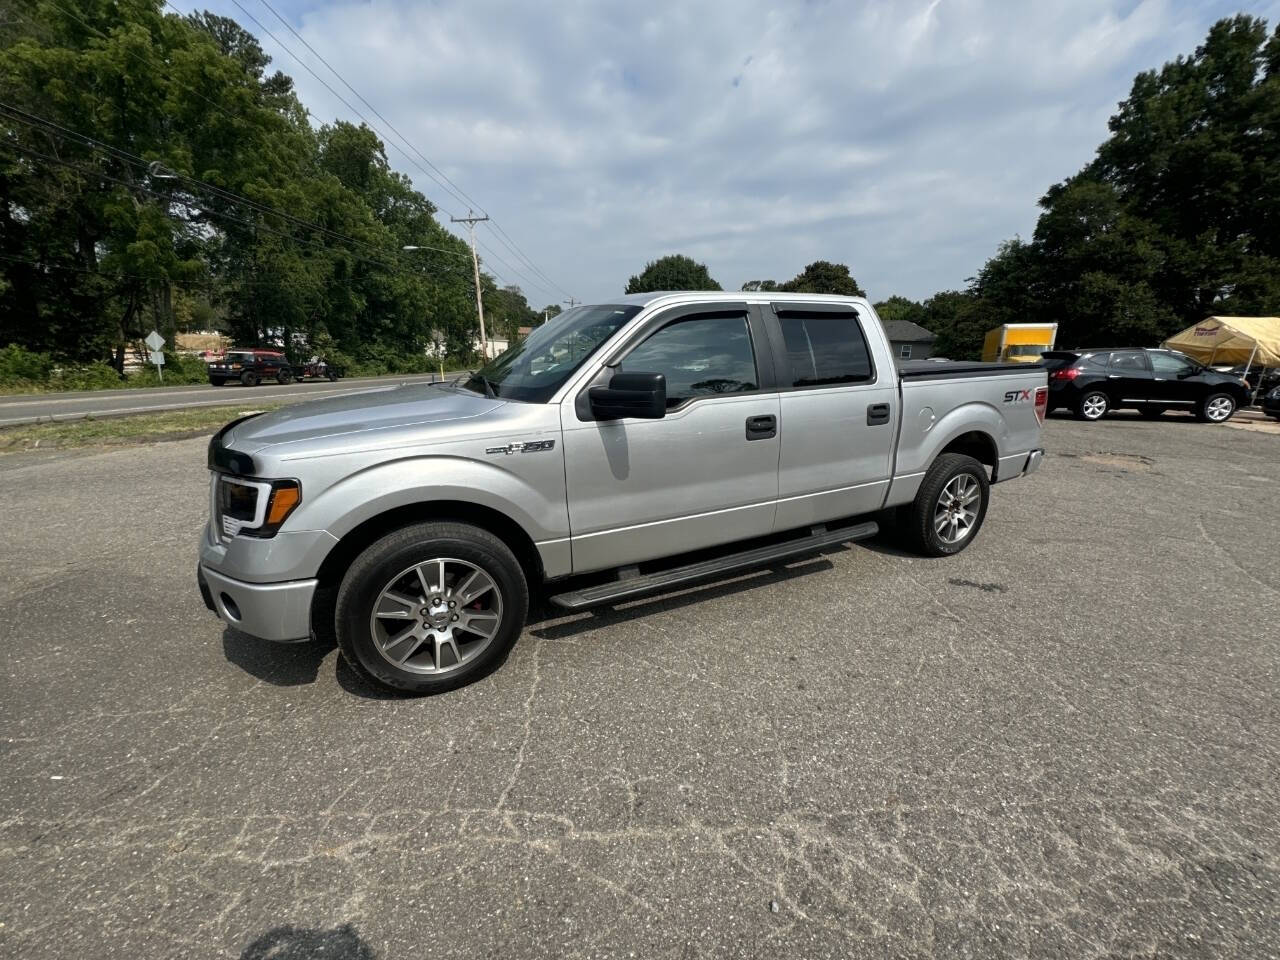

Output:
xmin=145 ymin=331 xmax=166 ymax=381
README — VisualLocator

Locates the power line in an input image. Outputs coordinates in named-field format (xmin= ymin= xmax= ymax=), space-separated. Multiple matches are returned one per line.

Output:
xmin=243 ymin=0 xmax=574 ymax=303
xmin=253 ymin=0 xmax=481 ymax=215
xmin=487 ymin=219 xmax=575 ymax=300
xmin=218 ymin=0 xmax=466 ymax=220
xmin=0 ymin=250 xmax=391 ymax=289
xmin=2 ymin=140 xmax=478 ymax=281
xmin=9 ymin=8 xmax=520 ymax=294
xmin=1 ymin=101 xmax=473 ymax=271
xmin=45 ymin=1 xmax=247 ymax=132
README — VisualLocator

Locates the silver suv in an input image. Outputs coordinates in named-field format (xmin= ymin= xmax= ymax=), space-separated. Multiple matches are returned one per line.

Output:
xmin=199 ymin=293 xmax=1046 ymax=693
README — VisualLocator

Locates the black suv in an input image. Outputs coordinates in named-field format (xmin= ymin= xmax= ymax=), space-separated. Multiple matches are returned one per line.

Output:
xmin=1043 ymin=348 xmax=1250 ymax=423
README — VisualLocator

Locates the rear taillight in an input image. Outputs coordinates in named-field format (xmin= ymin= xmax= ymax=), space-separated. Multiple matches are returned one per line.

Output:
xmin=1034 ymin=386 xmax=1048 ymax=424
xmin=1049 ymin=367 xmax=1080 ymax=380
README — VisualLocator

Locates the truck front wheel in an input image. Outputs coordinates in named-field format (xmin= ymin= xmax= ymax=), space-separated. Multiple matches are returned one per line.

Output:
xmin=903 ymin=453 xmax=990 ymax=557
xmin=334 ymin=521 xmax=528 ymax=694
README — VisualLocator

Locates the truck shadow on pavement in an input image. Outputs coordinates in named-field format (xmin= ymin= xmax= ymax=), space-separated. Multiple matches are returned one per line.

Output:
xmin=220 ymin=553 xmax=846 ymax=697
xmin=222 ymin=628 xmax=334 ymax=687
xmin=239 ymin=923 xmax=374 ymax=959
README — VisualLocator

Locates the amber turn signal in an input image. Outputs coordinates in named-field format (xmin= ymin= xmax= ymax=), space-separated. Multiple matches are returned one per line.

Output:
xmin=265 ymin=482 xmax=301 ymax=526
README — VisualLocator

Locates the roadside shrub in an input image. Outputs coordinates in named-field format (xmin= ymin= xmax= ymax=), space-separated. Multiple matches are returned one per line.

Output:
xmin=129 ymin=352 xmax=209 ymax=386
xmin=50 ymin=362 xmax=126 ymax=390
xmin=0 ymin=343 xmax=55 ymax=386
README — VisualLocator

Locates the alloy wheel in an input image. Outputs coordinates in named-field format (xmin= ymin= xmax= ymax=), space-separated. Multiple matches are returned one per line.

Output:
xmin=1082 ymin=394 xmax=1107 ymax=419
xmin=368 ymin=558 xmax=504 ymax=675
xmin=1205 ymin=396 xmax=1234 ymax=421
xmin=934 ymin=473 xmax=981 ymax=545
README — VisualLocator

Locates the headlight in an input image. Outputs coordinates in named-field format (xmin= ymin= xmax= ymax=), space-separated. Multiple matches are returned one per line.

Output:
xmin=216 ymin=476 xmax=301 ymax=539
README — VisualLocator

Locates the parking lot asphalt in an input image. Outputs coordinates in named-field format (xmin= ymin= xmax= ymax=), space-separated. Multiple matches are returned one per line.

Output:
xmin=1 ymin=414 xmax=1277 ymax=959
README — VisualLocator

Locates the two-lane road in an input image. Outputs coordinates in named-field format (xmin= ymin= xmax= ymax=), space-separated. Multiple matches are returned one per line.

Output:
xmin=0 ymin=371 xmax=460 ymax=426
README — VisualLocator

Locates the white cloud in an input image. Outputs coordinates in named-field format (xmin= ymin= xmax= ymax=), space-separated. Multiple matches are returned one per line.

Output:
xmin=201 ymin=0 xmax=1280 ymax=303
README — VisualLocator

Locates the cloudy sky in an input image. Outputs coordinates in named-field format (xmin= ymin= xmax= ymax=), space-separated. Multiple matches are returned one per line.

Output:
xmin=194 ymin=0 xmax=1279 ymax=307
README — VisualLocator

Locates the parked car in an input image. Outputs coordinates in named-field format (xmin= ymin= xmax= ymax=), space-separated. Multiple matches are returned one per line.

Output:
xmin=198 ymin=293 xmax=1047 ymax=694
xmin=1263 ymin=385 xmax=1280 ymax=420
xmin=1209 ymin=363 xmax=1280 ymax=400
xmin=1043 ymin=348 xmax=1250 ymax=422
xmin=208 ymin=349 xmax=292 ymax=386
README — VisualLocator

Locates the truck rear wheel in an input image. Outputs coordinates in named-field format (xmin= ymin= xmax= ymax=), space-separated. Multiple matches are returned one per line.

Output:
xmin=903 ymin=453 xmax=990 ymax=557
xmin=334 ymin=521 xmax=528 ymax=694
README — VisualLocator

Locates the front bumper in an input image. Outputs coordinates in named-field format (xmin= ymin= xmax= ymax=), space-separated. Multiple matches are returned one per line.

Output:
xmin=198 ymin=564 xmax=315 ymax=642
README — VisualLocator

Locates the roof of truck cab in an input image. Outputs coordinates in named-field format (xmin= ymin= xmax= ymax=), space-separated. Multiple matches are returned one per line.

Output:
xmin=603 ymin=291 xmax=870 ymax=308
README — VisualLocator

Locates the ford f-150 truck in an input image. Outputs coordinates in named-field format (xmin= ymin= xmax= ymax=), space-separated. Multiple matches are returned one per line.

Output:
xmin=198 ymin=293 xmax=1047 ymax=693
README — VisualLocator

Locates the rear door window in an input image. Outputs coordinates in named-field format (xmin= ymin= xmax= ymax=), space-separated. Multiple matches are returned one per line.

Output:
xmin=776 ymin=311 xmax=874 ymax=387
xmin=1108 ymin=351 xmax=1151 ymax=374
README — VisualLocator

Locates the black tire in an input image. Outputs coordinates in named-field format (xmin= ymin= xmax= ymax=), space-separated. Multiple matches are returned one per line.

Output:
xmin=335 ymin=521 xmax=528 ymax=694
xmin=1075 ymin=390 xmax=1109 ymax=421
xmin=276 ymin=367 xmax=293 ymax=384
xmin=1139 ymin=406 xmax=1166 ymax=418
xmin=1196 ymin=392 xmax=1236 ymax=423
xmin=903 ymin=453 xmax=991 ymax=557
xmin=1270 ymin=413 xmax=1280 ymax=422
xmin=240 ymin=369 xmax=259 ymax=387
xmin=209 ymin=377 xmax=226 ymax=386
xmin=327 ymin=370 xmax=339 ymax=382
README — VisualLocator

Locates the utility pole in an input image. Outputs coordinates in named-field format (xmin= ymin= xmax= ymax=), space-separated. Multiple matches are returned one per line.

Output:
xmin=452 ymin=211 xmax=491 ymax=361
xmin=563 ymin=297 xmax=579 ymax=309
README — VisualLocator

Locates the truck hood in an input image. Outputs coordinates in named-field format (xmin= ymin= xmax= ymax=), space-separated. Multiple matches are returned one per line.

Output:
xmin=225 ymin=382 xmax=504 ymax=453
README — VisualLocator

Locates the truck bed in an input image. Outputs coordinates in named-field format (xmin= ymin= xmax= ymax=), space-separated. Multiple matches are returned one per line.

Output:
xmin=897 ymin=359 xmax=1045 ymax=380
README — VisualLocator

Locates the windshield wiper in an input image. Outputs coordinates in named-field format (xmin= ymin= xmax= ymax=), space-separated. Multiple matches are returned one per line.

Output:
xmin=466 ymin=370 xmax=497 ymax=399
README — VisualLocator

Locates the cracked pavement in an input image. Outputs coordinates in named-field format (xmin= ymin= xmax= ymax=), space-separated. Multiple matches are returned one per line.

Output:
xmin=1 ymin=413 xmax=1277 ymax=958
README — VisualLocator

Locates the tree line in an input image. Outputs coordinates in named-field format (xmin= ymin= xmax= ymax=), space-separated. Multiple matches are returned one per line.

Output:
xmin=0 ymin=0 xmax=552 ymax=384
xmin=626 ymin=16 xmax=1280 ymax=359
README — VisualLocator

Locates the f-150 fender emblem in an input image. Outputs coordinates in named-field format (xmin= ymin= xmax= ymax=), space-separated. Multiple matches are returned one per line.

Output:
xmin=1003 ymin=389 xmax=1032 ymax=403
xmin=485 ymin=440 xmax=556 ymax=455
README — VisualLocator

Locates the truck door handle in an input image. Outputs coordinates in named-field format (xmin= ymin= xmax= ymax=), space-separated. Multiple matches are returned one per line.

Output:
xmin=866 ymin=403 xmax=891 ymax=426
xmin=745 ymin=414 xmax=776 ymax=440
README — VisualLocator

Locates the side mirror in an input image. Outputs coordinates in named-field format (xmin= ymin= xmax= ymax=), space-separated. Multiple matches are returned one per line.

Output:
xmin=588 ymin=371 xmax=666 ymax=420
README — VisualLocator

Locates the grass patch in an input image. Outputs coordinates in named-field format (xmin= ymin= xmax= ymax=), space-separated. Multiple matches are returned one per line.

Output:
xmin=0 ymin=403 xmax=285 ymax=453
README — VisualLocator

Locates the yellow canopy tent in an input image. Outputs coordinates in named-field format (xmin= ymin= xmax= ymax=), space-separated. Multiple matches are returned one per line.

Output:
xmin=1162 ymin=316 xmax=1280 ymax=369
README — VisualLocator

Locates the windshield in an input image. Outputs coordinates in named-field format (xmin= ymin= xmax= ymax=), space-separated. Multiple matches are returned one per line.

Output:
xmin=463 ymin=304 xmax=641 ymax=402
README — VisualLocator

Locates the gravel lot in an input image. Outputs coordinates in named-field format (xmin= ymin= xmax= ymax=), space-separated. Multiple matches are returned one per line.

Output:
xmin=1 ymin=414 xmax=1277 ymax=959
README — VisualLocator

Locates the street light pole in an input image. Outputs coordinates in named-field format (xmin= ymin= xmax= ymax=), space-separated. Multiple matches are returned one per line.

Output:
xmin=451 ymin=212 xmax=491 ymax=362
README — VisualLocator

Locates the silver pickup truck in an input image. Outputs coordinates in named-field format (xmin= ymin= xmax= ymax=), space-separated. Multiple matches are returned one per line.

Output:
xmin=198 ymin=293 xmax=1046 ymax=693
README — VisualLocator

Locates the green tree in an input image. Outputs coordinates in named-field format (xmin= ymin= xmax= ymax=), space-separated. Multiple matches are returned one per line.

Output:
xmin=778 ymin=260 xmax=865 ymax=296
xmin=873 ymin=295 xmax=927 ymax=329
xmin=0 ymin=0 xmax=485 ymax=378
xmin=625 ymin=254 xmax=721 ymax=293
xmin=972 ymin=15 xmax=1280 ymax=347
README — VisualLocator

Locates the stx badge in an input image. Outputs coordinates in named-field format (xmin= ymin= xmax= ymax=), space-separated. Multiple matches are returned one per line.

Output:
xmin=1003 ymin=389 xmax=1032 ymax=403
